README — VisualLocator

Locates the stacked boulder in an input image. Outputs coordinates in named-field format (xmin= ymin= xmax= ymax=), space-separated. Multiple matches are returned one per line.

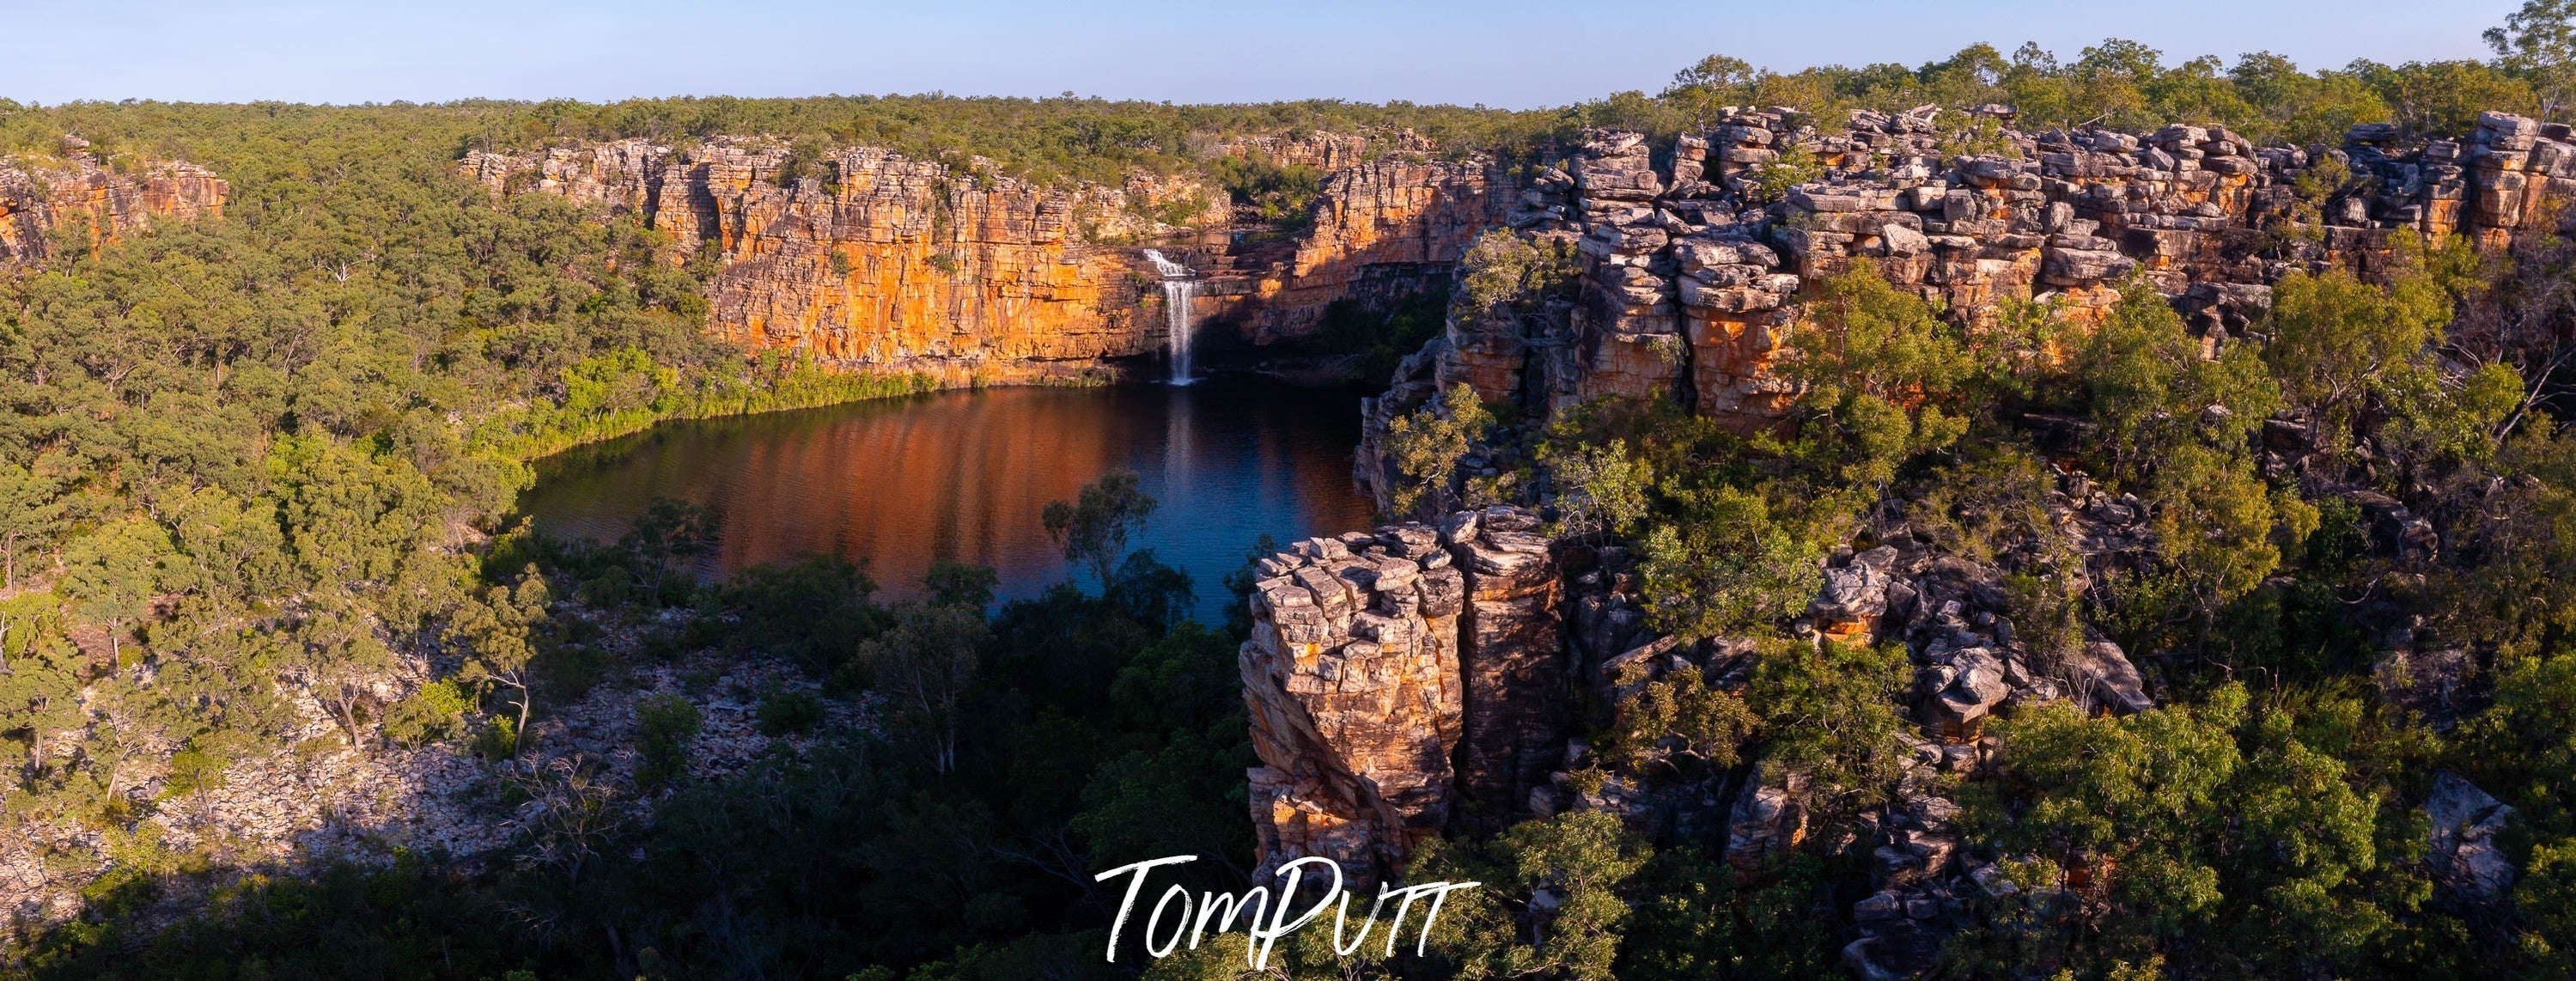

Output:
xmin=1373 ymin=109 xmax=2576 ymax=455
xmin=1240 ymin=507 xmax=1567 ymax=882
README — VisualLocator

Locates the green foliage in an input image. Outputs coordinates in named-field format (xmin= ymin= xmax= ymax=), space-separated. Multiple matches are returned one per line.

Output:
xmin=1381 ymin=382 xmax=1498 ymax=519
xmin=59 ymin=518 xmax=172 ymax=657
xmin=1594 ymin=668 xmax=1756 ymax=778
xmin=634 ymin=692 xmax=703 ymax=789
xmin=1042 ymin=470 xmax=1159 ymax=588
xmin=755 ymin=685 xmax=827 ymax=736
xmin=1964 ymin=685 xmax=2415 ymax=976
xmin=380 ymin=679 xmax=473 ymax=747
xmin=1746 ymin=641 xmax=1913 ymax=817
xmin=2263 ymin=263 xmax=2454 ymax=454
xmin=1301 ymin=287 xmax=1450 ymax=384
xmin=853 ymin=601 xmax=989 ymax=773
xmin=1618 ymin=848 xmax=1842 ymax=979
xmin=1206 ymin=152 xmax=1322 ymax=224
xmin=1415 ymin=811 xmax=1655 ymax=981
xmin=1634 ymin=487 xmax=1828 ymax=641
xmin=618 ymin=495 xmax=719 ymax=603
xmin=1541 ymin=436 xmax=1652 ymax=543
xmin=1744 ymin=143 xmax=1825 ymax=204
xmin=2490 ymin=0 xmax=2576 ymax=115
xmin=2074 ymin=286 xmax=2277 ymax=484
xmin=923 ymin=558 xmax=1002 ymax=608
xmin=1454 ymin=228 xmax=1579 ymax=315
xmin=721 ymin=553 xmax=888 ymax=673
xmin=448 ymin=564 xmax=552 ymax=753
xmin=1782 ymin=267 xmax=1974 ymax=490
xmin=2350 ymin=58 xmax=2541 ymax=137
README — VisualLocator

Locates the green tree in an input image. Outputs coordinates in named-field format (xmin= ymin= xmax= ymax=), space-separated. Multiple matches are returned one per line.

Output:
xmin=855 ymin=601 xmax=989 ymax=773
xmin=1542 ymin=437 xmax=1650 ymax=543
xmin=2262 ymin=265 xmax=2453 ymax=454
xmin=1043 ymin=470 xmax=1158 ymax=588
xmin=634 ymin=692 xmax=703 ymax=789
xmin=0 ymin=461 xmax=70 ymax=591
xmin=1380 ymin=382 xmax=1496 ymax=519
xmin=1781 ymin=267 xmax=1973 ymax=490
xmin=58 ymin=518 xmax=170 ymax=661
xmin=1416 ymin=811 xmax=1654 ymax=981
xmin=448 ymin=564 xmax=552 ymax=755
xmin=1634 ymin=486 xmax=1827 ymax=641
xmin=1595 ymin=668 xmax=1756 ymax=777
xmin=618 ymin=496 xmax=719 ymax=603
xmin=2488 ymin=0 xmax=2576 ymax=116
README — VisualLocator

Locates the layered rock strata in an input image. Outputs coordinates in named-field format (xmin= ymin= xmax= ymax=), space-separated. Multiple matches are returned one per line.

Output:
xmin=1239 ymin=507 xmax=1565 ymax=880
xmin=464 ymin=138 xmax=1206 ymax=385
xmin=1441 ymin=508 xmax=1569 ymax=834
xmin=1212 ymin=158 xmax=1519 ymax=346
xmin=0 ymin=145 xmax=228 ymax=265
xmin=1370 ymin=109 xmax=2576 ymax=459
xmin=464 ymin=134 xmax=1512 ymax=384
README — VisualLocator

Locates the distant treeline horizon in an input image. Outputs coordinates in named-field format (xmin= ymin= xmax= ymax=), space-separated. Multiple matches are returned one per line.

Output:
xmin=3 ymin=27 xmax=2566 ymax=188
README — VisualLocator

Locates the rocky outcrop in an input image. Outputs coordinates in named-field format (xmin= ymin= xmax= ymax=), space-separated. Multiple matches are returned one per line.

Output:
xmin=2425 ymin=771 xmax=2518 ymax=901
xmin=1442 ymin=507 xmax=1570 ymax=834
xmin=465 ymin=137 xmax=1206 ymax=386
xmin=1242 ymin=524 xmax=1469 ymax=882
xmin=465 ymin=134 xmax=1511 ymax=385
xmin=1379 ymin=109 xmax=2576 ymax=444
xmin=1215 ymin=159 xmax=1519 ymax=347
xmin=1297 ymin=105 xmax=2576 ymax=980
xmin=1239 ymin=507 xmax=1563 ymax=880
xmin=0 ymin=142 xmax=228 ymax=265
xmin=1209 ymin=129 xmax=1438 ymax=172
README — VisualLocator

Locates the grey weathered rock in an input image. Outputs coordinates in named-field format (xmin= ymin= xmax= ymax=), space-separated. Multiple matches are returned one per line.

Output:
xmin=1724 ymin=760 xmax=1810 ymax=871
xmin=2425 ymin=771 xmax=2518 ymax=900
xmin=2067 ymin=639 xmax=2154 ymax=715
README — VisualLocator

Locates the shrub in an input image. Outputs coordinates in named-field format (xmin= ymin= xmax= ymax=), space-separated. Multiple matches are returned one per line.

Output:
xmin=381 ymin=679 xmax=474 ymax=747
xmin=756 ymin=688 xmax=827 ymax=737
xmin=635 ymin=693 xmax=703 ymax=789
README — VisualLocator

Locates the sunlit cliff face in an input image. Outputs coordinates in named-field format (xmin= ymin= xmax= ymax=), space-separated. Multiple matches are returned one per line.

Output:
xmin=0 ymin=155 xmax=229 ymax=265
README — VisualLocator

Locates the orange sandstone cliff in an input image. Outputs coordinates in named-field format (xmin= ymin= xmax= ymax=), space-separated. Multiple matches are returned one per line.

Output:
xmin=462 ymin=135 xmax=1515 ymax=383
xmin=0 ymin=143 xmax=228 ymax=265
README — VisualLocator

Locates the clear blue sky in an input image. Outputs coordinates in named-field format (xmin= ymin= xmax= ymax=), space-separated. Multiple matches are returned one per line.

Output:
xmin=0 ymin=0 xmax=2524 ymax=108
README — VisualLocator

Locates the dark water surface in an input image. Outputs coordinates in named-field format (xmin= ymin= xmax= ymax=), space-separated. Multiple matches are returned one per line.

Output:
xmin=519 ymin=378 xmax=1378 ymax=620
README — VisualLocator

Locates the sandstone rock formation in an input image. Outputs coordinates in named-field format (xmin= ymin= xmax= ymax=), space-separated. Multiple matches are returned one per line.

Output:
xmin=1441 ymin=507 xmax=1570 ymax=834
xmin=1215 ymin=158 xmax=1519 ymax=346
xmin=1301 ymin=107 xmax=2576 ymax=978
xmin=1243 ymin=525 xmax=1468 ymax=882
xmin=0 ymin=141 xmax=228 ymax=265
xmin=1239 ymin=507 xmax=1564 ymax=880
xmin=465 ymin=133 xmax=1511 ymax=385
xmin=1370 ymin=109 xmax=2576 ymax=452
xmin=464 ymin=138 xmax=1197 ymax=386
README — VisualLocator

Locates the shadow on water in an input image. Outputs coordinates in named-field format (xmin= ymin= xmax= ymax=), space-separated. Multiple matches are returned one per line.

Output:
xmin=518 ymin=376 xmax=1379 ymax=620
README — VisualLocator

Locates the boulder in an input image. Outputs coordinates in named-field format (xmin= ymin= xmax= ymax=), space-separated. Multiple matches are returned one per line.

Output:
xmin=2067 ymin=639 xmax=2153 ymax=715
xmin=2425 ymin=771 xmax=2518 ymax=900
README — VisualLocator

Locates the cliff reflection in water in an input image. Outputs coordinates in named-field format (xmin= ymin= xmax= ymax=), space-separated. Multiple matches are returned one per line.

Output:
xmin=519 ymin=377 xmax=1377 ymax=620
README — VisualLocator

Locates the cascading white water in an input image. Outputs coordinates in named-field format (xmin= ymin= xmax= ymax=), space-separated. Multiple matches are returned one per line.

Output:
xmin=1142 ymin=249 xmax=1197 ymax=384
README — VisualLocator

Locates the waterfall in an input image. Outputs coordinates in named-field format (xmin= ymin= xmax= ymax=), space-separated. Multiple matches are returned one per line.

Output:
xmin=1142 ymin=249 xmax=1197 ymax=384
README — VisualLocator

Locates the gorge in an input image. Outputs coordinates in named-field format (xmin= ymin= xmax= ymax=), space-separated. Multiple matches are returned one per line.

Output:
xmin=15 ymin=26 xmax=2576 ymax=978
xmin=456 ymin=131 xmax=1513 ymax=387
